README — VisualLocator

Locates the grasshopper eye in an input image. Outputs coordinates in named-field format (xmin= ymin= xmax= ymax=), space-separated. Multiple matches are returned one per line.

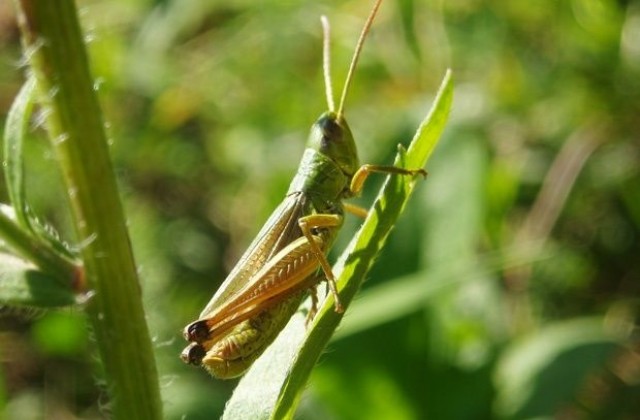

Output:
xmin=307 ymin=112 xmax=359 ymax=177
xmin=319 ymin=115 xmax=342 ymax=145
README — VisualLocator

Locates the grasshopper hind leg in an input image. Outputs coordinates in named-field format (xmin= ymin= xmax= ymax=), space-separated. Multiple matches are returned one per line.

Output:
xmin=298 ymin=213 xmax=344 ymax=313
xmin=306 ymin=283 xmax=320 ymax=325
xmin=200 ymin=291 xmax=305 ymax=379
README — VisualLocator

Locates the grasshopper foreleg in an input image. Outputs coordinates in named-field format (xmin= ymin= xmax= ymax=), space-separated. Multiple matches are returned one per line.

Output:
xmin=350 ymin=164 xmax=427 ymax=196
xmin=343 ymin=202 xmax=369 ymax=218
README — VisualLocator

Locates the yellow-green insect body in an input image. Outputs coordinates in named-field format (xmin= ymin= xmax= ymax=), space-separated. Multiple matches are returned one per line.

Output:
xmin=182 ymin=113 xmax=355 ymax=378
xmin=201 ymin=291 xmax=305 ymax=378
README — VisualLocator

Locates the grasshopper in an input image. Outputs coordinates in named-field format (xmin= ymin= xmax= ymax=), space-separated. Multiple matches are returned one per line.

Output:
xmin=181 ymin=0 xmax=426 ymax=378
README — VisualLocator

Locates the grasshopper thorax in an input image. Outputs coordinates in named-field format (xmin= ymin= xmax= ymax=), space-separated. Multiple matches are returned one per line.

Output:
xmin=307 ymin=111 xmax=359 ymax=179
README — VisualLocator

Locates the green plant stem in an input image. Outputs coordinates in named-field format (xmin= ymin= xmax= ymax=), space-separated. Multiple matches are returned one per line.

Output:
xmin=13 ymin=1 xmax=162 ymax=418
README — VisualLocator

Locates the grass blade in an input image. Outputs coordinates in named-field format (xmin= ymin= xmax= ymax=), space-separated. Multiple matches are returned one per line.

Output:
xmin=223 ymin=70 xmax=453 ymax=420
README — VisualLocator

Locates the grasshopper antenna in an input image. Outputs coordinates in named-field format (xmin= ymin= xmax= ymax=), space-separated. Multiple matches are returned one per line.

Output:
xmin=336 ymin=0 xmax=384 ymax=120
xmin=321 ymin=16 xmax=335 ymax=112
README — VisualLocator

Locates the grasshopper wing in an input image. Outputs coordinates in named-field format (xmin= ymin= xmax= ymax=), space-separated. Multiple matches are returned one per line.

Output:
xmin=198 ymin=194 xmax=306 ymax=319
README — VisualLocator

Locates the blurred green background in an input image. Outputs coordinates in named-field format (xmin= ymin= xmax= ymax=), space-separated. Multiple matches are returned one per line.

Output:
xmin=1 ymin=0 xmax=639 ymax=418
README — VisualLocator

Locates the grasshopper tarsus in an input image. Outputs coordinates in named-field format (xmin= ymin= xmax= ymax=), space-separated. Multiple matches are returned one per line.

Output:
xmin=413 ymin=168 xmax=428 ymax=179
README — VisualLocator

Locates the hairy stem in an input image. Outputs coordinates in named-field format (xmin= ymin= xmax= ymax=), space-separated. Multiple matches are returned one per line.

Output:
xmin=13 ymin=0 xmax=162 ymax=418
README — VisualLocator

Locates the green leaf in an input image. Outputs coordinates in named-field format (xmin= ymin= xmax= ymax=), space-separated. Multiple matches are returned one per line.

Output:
xmin=1 ymin=78 xmax=78 ymax=282
xmin=494 ymin=317 xmax=624 ymax=419
xmin=222 ymin=70 xmax=453 ymax=420
xmin=3 ymin=78 xmax=76 ymax=262
xmin=0 ymin=205 xmax=78 ymax=288
xmin=0 ymin=253 xmax=76 ymax=308
xmin=3 ymin=77 xmax=36 ymax=232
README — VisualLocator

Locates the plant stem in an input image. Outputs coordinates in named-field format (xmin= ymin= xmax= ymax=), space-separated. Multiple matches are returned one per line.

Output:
xmin=12 ymin=1 xmax=162 ymax=418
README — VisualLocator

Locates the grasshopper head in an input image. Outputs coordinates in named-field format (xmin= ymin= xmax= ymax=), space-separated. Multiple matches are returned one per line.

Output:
xmin=307 ymin=111 xmax=360 ymax=178
xmin=310 ymin=0 xmax=382 ymax=180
